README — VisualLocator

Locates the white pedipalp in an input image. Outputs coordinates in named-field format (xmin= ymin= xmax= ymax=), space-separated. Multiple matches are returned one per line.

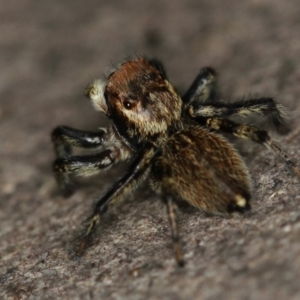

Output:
xmin=86 ymin=79 xmax=109 ymax=115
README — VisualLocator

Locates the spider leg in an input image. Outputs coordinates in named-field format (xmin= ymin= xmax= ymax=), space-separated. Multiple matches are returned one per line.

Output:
xmin=153 ymin=158 xmax=185 ymax=266
xmin=189 ymin=97 xmax=288 ymax=133
xmin=205 ymin=117 xmax=300 ymax=178
xmin=182 ymin=67 xmax=218 ymax=105
xmin=161 ymin=178 xmax=184 ymax=267
xmin=53 ymin=149 xmax=118 ymax=197
xmin=52 ymin=125 xmax=107 ymax=157
xmin=148 ymin=59 xmax=168 ymax=79
xmin=74 ymin=142 xmax=158 ymax=258
xmin=165 ymin=196 xmax=184 ymax=267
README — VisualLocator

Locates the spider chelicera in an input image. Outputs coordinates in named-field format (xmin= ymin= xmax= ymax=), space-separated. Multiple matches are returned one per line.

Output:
xmin=52 ymin=57 xmax=300 ymax=266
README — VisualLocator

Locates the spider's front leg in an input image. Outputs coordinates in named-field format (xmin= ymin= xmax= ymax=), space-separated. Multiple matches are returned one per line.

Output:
xmin=73 ymin=142 xmax=158 ymax=259
xmin=52 ymin=126 xmax=132 ymax=197
xmin=53 ymin=148 xmax=119 ymax=197
xmin=52 ymin=125 xmax=107 ymax=158
xmin=205 ymin=117 xmax=300 ymax=178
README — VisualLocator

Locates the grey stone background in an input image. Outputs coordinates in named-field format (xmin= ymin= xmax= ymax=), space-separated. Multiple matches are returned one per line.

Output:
xmin=1 ymin=0 xmax=300 ymax=299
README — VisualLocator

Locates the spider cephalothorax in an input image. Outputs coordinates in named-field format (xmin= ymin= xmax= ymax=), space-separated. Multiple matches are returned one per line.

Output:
xmin=87 ymin=58 xmax=183 ymax=147
xmin=52 ymin=56 xmax=300 ymax=266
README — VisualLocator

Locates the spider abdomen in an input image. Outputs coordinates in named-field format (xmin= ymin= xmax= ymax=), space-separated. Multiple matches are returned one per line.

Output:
xmin=152 ymin=126 xmax=251 ymax=214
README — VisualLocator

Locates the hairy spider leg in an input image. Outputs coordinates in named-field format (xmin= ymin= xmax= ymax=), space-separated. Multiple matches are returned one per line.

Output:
xmin=74 ymin=142 xmax=159 ymax=258
xmin=154 ymin=157 xmax=185 ymax=266
xmin=53 ymin=149 xmax=117 ymax=197
xmin=52 ymin=125 xmax=107 ymax=157
xmin=161 ymin=178 xmax=184 ymax=267
xmin=182 ymin=67 xmax=218 ymax=104
xmin=189 ymin=97 xmax=288 ymax=133
xmin=52 ymin=126 xmax=110 ymax=196
xmin=165 ymin=196 xmax=184 ymax=267
xmin=204 ymin=117 xmax=300 ymax=178
xmin=52 ymin=126 xmax=133 ymax=196
xmin=148 ymin=59 xmax=168 ymax=80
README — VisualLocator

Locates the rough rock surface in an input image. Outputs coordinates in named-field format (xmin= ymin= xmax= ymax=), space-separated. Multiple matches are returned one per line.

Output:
xmin=1 ymin=1 xmax=300 ymax=299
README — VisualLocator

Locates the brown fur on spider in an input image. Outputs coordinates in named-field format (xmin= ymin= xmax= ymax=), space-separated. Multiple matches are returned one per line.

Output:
xmin=52 ymin=57 xmax=300 ymax=267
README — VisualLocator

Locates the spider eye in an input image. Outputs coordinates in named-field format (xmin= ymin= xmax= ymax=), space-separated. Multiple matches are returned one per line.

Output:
xmin=124 ymin=101 xmax=132 ymax=109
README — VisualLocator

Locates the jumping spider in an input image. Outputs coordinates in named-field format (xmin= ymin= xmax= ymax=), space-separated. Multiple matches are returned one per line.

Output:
xmin=52 ymin=57 xmax=300 ymax=266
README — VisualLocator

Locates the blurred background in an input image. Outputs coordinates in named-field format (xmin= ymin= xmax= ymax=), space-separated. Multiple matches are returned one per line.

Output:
xmin=1 ymin=1 xmax=300 ymax=299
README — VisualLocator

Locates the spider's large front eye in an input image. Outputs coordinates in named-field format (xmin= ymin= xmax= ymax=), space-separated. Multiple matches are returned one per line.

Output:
xmin=124 ymin=101 xmax=132 ymax=110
